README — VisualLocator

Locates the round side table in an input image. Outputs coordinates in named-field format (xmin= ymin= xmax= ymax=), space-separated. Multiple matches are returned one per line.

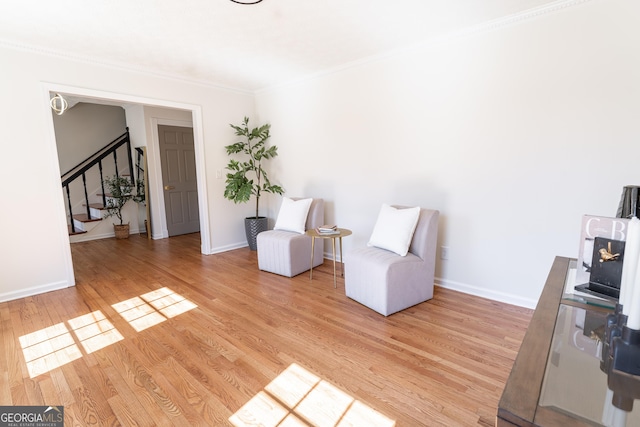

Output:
xmin=306 ymin=228 xmax=352 ymax=288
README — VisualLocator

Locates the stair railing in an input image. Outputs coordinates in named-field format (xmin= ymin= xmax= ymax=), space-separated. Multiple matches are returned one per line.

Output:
xmin=61 ymin=128 xmax=134 ymax=233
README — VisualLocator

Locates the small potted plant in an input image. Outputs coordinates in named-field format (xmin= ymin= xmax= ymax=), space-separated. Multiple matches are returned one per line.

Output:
xmin=103 ymin=175 xmax=134 ymax=239
xmin=224 ymin=116 xmax=284 ymax=250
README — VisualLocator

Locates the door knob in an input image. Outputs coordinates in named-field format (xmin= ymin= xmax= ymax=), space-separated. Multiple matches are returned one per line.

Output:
xmin=164 ymin=185 xmax=175 ymax=190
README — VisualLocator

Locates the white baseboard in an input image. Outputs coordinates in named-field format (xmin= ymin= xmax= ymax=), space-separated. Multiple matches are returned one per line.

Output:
xmin=0 ymin=280 xmax=72 ymax=303
xmin=65 ymin=237 xmax=541 ymax=309
xmin=69 ymin=227 xmax=145 ymax=243
xmin=70 ymin=231 xmax=116 ymax=243
xmin=435 ymin=277 xmax=538 ymax=309
xmin=209 ymin=242 xmax=248 ymax=254
xmin=333 ymin=255 xmax=537 ymax=308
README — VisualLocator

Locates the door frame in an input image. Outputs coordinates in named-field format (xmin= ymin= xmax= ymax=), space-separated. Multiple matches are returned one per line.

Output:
xmin=42 ymin=83 xmax=212 ymax=288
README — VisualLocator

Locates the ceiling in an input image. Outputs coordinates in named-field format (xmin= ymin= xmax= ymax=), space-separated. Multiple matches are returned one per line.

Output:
xmin=0 ymin=0 xmax=565 ymax=92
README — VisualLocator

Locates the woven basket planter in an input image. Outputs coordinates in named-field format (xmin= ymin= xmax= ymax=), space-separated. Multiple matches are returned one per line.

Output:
xmin=114 ymin=223 xmax=130 ymax=239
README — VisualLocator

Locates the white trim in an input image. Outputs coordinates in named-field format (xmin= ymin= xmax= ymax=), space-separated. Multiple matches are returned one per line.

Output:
xmin=256 ymin=0 xmax=593 ymax=94
xmin=435 ymin=277 xmax=538 ymax=309
xmin=0 ymin=280 xmax=71 ymax=303
xmin=69 ymin=224 xmax=146 ymax=244
xmin=42 ymin=83 xmax=212 ymax=270
xmin=210 ymin=242 xmax=249 ymax=254
xmin=0 ymin=38 xmax=253 ymax=96
xmin=4 ymin=0 xmax=591 ymax=95
xmin=149 ymin=116 xmax=211 ymax=254
xmin=191 ymin=110 xmax=213 ymax=255
xmin=41 ymin=85 xmax=76 ymax=288
xmin=148 ymin=119 xmax=167 ymax=239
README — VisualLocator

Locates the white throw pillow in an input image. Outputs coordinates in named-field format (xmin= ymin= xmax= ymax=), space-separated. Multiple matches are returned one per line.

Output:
xmin=368 ymin=204 xmax=421 ymax=256
xmin=274 ymin=197 xmax=313 ymax=234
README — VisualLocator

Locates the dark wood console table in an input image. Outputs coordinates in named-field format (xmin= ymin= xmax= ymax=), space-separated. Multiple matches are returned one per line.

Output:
xmin=497 ymin=256 xmax=639 ymax=426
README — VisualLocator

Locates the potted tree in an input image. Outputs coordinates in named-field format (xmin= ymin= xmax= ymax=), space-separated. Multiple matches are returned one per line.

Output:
xmin=103 ymin=175 xmax=134 ymax=239
xmin=224 ymin=116 xmax=284 ymax=250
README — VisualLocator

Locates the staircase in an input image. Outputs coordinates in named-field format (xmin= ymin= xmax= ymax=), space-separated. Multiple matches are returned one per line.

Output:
xmin=68 ymin=199 xmax=122 ymax=236
xmin=62 ymin=129 xmax=142 ymax=238
xmin=69 ymin=204 xmax=104 ymax=235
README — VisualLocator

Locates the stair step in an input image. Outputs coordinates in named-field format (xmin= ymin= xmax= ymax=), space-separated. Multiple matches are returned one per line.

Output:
xmin=97 ymin=193 xmax=129 ymax=199
xmin=68 ymin=225 xmax=87 ymax=235
xmin=72 ymin=213 xmax=102 ymax=223
xmin=84 ymin=203 xmax=107 ymax=210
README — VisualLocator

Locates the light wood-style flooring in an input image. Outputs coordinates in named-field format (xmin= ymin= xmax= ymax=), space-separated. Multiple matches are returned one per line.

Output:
xmin=0 ymin=233 xmax=532 ymax=426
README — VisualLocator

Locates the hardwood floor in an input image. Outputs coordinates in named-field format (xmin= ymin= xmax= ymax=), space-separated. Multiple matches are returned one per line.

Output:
xmin=0 ymin=233 xmax=533 ymax=426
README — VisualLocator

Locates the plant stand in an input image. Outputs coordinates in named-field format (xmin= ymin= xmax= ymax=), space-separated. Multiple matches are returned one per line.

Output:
xmin=245 ymin=217 xmax=267 ymax=250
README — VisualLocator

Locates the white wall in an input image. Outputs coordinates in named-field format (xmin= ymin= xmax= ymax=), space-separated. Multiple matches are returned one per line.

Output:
xmin=54 ymin=102 xmax=127 ymax=174
xmin=256 ymin=0 xmax=640 ymax=307
xmin=2 ymin=0 xmax=639 ymax=307
xmin=0 ymin=45 xmax=256 ymax=302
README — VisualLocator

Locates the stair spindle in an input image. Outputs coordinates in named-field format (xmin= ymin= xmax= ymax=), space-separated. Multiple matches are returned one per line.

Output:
xmin=66 ymin=184 xmax=75 ymax=233
xmin=82 ymin=173 xmax=90 ymax=219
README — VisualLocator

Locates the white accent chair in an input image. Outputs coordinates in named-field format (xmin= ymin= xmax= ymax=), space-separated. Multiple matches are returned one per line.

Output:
xmin=345 ymin=208 xmax=439 ymax=316
xmin=257 ymin=198 xmax=325 ymax=277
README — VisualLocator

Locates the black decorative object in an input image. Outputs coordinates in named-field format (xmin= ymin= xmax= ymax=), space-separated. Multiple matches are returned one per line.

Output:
xmin=617 ymin=185 xmax=640 ymax=219
xmin=575 ymin=237 xmax=626 ymax=300
xmin=245 ymin=217 xmax=267 ymax=251
xmin=600 ymin=303 xmax=640 ymax=411
xmin=601 ymin=304 xmax=627 ymax=374
xmin=590 ymin=237 xmax=625 ymax=297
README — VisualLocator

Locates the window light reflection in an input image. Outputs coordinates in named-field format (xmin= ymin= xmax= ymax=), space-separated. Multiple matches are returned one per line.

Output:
xmin=296 ymin=380 xmax=354 ymax=426
xmin=141 ymin=287 xmax=198 ymax=318
xmin=67 ymin=310 xmax=123 ymax=354
xmin=19 ymin=323 xmax=82 ymax=378
xmin=265 ymin=363 xmax=320 ymax=408
xmin=19 ymin=288 xmax=196 ymax=378
xmin=230 ymin=363 xmax=395 ymax=427
xmin=112 ymin=296 xmax=167 ymax=332
xmin=230 ymin=391 xmax=291 ymax=426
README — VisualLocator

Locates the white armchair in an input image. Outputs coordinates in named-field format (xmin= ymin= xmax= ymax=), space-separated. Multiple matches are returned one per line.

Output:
xmin=257 ymin=198 xmax=324 ymax=277
xmin=345 ymin=207 xmax=439 ymax=316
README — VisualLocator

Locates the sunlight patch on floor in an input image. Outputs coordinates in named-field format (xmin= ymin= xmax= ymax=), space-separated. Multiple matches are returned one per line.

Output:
xmin=230 ymin=363 xmax=395 ymax=427
xmin=113 ymin=287 xmax=197 ymax=331
xmin=296 ymin=380 xmax=354 ymax=426
xmin=19 ymin=323 xmax=82 ymax=378
xmin=141 ymin=287 xmax=198 ymax=318
xmin=230 ymin=391 xmax=292 ymax=426
xmin=112 ymin=296 xmax=167 ymax=332
xmin=67 ymin=310 xmax=123 ymax=354
xmin=265 ymin=362 xmax=320 ymax=408
xmin=19 ymin=288 xmax=196 ymax=378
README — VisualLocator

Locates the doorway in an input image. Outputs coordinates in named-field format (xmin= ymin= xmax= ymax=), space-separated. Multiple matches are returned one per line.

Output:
xmin=43 ymin=83 xmax=211 ymax=289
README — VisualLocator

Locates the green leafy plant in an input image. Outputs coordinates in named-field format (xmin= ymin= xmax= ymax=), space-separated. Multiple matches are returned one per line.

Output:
xmin=224 ymin=116 xmax=284 ymax=218
xmin=103 ymin=175 xmax=134 ymax=225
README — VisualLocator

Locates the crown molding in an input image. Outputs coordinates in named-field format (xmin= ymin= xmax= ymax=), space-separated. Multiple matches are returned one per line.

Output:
xmin=256 ymin=0 xmax=593 ymax=94
xmin=0 ymin=37 xmax=254 ymax=96
xmin=0 ymin=0 xmax=593 ymax=96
